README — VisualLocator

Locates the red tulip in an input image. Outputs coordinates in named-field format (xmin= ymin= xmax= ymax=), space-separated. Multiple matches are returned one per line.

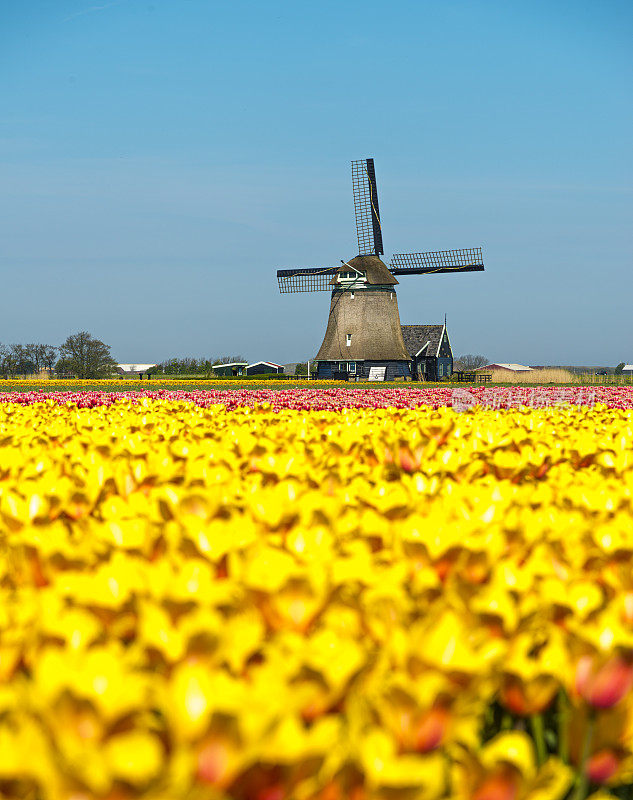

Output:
xmin=586 ymin=749 xmax=620 ymax=783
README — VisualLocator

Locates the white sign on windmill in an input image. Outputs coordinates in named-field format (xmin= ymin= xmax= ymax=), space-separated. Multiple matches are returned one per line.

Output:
xmin=368 ymin=366 xmax=386 ymax=381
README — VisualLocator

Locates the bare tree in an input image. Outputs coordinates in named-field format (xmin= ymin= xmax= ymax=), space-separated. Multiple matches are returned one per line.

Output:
xmin=9 ymin=344 xmax=35 ymax=376
xmin=40 ymin=345 xmax=58 ymax=371
xmin=24 ymin=343 xmax=58 ymax=373
xmin=24 ymin=344 xmax=39 ymax=372
xmin=58 ymin=332 xmax=117 ymax=378
xmin=454 ymin=354 xmax=489 ymax=371
xmin=0 ymin=342 xmax=58 ymax=377
xmin=0 ymin=344 xmax=13 ymax=378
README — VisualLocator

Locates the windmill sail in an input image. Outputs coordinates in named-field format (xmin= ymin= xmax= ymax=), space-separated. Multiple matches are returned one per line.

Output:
xmin=277 ymin=266 xmax=339 ymax=293
xmin=389 ymin=247 xmax=484 ymax=275
xmin=352 ymin=158 xmax=384 ymax=256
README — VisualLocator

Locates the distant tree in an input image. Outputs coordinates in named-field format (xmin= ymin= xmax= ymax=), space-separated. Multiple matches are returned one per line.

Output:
xmin=9 ymin=344 xmax=35 ymax=376
xmin=25 ymin=343 xmax=58 ymax=373
xmin=54 ymin=357 xmax=74 ymax=377
xmin=454 ymin=354 xmax=488 ymax=371
xmin=0 ymin=344 xmax=13 ymax=378
xmin=41 ymin=345 xmax=58 ymax=371
xmin=58 ymin=331 xmax=117 ymax=378
xmin=294 ymin=362 xmax=317 ymax=376
xmin=152 ymin=357 xmax=219 ymax=376
xmin=160 ymin=359 xmax=179 ymax=375
xmin=213 ymin=355 xmax=247 ymax=365
xmin=615 ymin=362 xmax=626 ymax=375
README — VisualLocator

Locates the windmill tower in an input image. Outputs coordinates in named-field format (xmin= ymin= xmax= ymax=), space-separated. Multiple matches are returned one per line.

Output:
xmin=277 ymin=159 xmax=485 ymax=380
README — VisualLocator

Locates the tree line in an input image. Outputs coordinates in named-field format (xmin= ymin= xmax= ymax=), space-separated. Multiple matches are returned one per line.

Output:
xmin=0 ymin=336 xmax=254 ymax=379
xmin=0 ymin=332 xmax=117 ymax=379
xmin=151 ymin=356 xmax=247 ymax=376
xmin=453 ymin=354 xmax=488 ymax=371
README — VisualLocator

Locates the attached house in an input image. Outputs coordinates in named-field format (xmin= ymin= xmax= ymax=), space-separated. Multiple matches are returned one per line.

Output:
xmin=400 ymin=324 xmax=453 ymax=381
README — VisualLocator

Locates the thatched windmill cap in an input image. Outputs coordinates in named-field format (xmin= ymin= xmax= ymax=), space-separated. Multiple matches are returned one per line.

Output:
xmin=330 ymin=254 xmax=398 ymax=286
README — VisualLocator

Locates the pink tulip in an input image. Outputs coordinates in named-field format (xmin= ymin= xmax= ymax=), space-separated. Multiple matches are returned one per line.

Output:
xmin=576 ymin=654 xmax=633 ymax=708
xmin=2 ymin=386 xmax=632 ymax=410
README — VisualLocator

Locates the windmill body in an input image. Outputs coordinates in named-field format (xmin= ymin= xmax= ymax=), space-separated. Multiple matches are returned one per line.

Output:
xmin=277 ymin=159 xmax=485 ymax=381
xmin=314 ymin=255 xmax=411 ymax=379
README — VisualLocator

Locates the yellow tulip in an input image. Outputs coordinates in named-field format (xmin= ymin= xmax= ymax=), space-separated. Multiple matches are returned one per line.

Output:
xmin=1 ymin=397 xmax=633 ymax=795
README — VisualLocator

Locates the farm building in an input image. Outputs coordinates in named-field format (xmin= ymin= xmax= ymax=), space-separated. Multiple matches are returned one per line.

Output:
xmin=246 ymin=361 xmax=284 ymax=375
xmin=211 ymin=362 xmax=247 ymax=377
xmin=401 ymin=324 xmax=453 ymax=381
xmin=116 ymin=364 xmax=156 ymax=379
xmin=477 ymin=363 xmax=533 ymax=374
xmin=623 ymin=365 xmax=633 ymax=374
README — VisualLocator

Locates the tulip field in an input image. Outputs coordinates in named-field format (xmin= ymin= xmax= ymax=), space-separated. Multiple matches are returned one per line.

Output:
xmin=2 ymin=385 xmax=633 ymax=799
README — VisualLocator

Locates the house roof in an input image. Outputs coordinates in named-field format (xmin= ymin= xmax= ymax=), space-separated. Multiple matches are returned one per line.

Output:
xmin=623 ymin=365 xmax=633 ymax=371
xmin=117 ymin=364 xmax=156 ymax=373
xmin=401 ymin=325 xmax=444 ymax=358
xmin=212 ymin=362 xmax=247 ymax=368
xmin=477 ymin=363 xmax=533 ymax=372
xmin=248 ymin=361 xmax=283 ymax=369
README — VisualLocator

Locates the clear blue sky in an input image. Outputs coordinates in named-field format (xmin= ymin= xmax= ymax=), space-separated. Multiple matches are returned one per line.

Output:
xmin=2 ymin=0 xmax=632 ymax=365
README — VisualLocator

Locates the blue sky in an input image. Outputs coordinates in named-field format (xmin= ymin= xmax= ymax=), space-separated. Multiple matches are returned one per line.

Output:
xmin=2 ymin=0 xmax=632 ymax=365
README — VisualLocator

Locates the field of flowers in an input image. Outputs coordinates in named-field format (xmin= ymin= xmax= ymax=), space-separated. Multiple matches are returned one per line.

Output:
xmin=2 ymin=384 xmax=633 ymax=410
xmin=1 ymin=388 xmax=633 ymax=799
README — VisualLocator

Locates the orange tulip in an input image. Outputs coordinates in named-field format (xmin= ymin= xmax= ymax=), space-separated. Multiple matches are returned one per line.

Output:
xmin=472 ymin=768 xmax=519 ymax=800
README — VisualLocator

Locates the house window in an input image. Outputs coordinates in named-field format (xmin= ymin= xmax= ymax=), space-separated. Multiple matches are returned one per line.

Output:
xmin=348 ymin=362 xmax=356 ymax=374
xmin=438 ymin=363 xmax=443 ymax=377
xmin=346 ymin=334 xmax=352 ymax=347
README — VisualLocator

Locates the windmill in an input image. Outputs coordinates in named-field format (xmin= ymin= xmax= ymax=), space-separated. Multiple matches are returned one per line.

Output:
xmin=276 ymin=159 xmax=485 ymax=380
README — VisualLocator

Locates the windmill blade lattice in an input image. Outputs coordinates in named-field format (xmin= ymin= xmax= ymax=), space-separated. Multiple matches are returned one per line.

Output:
xmin=277 ymin=266 xmax=339 ymax=293
xmin=390 ymin=247 xmax=484 ymax=275
xmin=352 ymin=159 xmax=384 ymax=257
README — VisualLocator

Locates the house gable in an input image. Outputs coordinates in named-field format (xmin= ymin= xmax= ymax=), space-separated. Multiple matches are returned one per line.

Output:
xmin=400 ymin=325 xmax=444 ymax=359
xmin=437 ymin=327 xmax=453 ymax=358
xmin=401 ymin=324 xmax=454 ymax=380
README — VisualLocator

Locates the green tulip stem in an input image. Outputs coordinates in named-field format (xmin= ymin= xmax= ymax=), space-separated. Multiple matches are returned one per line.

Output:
xmin=572 ymin=713 xmax=595 ymax=800
xmin=558 ymin=691 xmax=570 ymax=764
xmin=531 ymin=713 xmax=546 ymax=766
